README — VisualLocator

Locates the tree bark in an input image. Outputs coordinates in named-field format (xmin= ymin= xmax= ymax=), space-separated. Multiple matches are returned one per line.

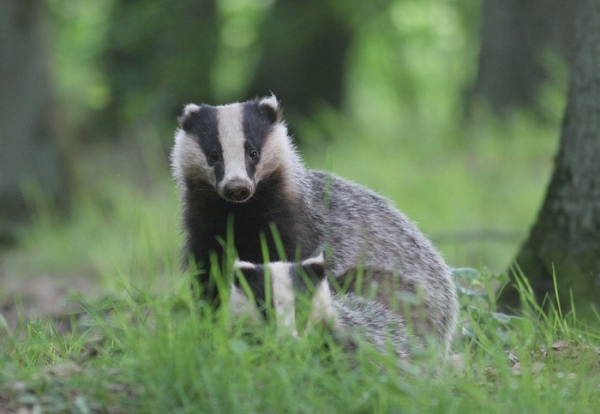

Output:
xmin=0 ymin=0 xmax=69 ymax=236
xmin=500 ymin=0 xmax=600 ymax=312
xmin=471 ymin=0 xmax=573 ymax=117
xmin=246 ymin=0 xmax=352 ymax=129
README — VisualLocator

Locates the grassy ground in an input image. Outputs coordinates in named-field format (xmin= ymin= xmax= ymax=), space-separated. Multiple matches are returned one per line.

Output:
xmin=1 ymin=113 xmax=599 ymax=413
xmin=1 ymin=262 xmax=599 ymax=413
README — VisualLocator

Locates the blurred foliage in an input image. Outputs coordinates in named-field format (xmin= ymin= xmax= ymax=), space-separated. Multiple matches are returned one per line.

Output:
xmin=244 ymin=0 xmax=351 ymax=129
xmin=46 ymin=0 xmax=492 ymax=145
xmin=343 ymin=0 xmax=482 ymax=146
xmin=48 ymin=0 xmax=114 ymax=135
xmin=35 ymin=0 xmax=569 ymax=273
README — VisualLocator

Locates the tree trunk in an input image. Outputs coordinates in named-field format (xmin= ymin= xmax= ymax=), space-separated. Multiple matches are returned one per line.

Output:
xmin=0 ymin=0 xmax=69 ymax=237
xmin=471 ymin=0 xmax=573 ymax=117
xmin=500 ymin=0 xmax=600 ymax=312
xmin=246 ymin=0 xmax=351 ymax=129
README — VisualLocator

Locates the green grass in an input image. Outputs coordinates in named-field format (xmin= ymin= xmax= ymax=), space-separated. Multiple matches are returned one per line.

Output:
xmin=1 ymin=112 xmax=598 ymax=412
xmin=1 ymin=264 xmax=599 ymax=413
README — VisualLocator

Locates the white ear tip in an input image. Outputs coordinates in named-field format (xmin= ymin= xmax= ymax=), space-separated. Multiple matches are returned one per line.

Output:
xmin=234 ymin=259 xmax=255 ymax=270
xmin=260 ymin=95 xmax=279 ymax=109
xmin=182 ymin=103 xmax=201 ymax=116
xmin=301 ymin=252 xmax=324 ymax=267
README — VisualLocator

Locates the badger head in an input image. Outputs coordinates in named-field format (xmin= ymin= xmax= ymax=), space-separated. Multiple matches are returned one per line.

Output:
xmin=171 ymin=95 xmax=294 ymax=203
xmin=230 ymin=253 xmax=337 ymax=337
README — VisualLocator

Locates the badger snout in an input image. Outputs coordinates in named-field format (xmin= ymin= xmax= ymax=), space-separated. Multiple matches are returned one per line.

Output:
xmin=222 ymin=178 xmax=253 ymax=202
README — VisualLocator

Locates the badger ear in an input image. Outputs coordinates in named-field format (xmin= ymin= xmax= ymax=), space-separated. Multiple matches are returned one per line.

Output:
xmin=182 ymin=103 xmax=201 ymax=117
xmin=302 ymin=252 xmax=324 ymax=267
xmin=233 ymin=260 xmax=255 ymax=285
xmin=301 ymin=252 xmax=326 ymax=280
xmin=178 ymin=103 xmax=200 ymax=127
xmin=234 ymin=259 xmax=256 ymax=271
xmin=177 ymin=103 xmax=209 ymax=133
xmin=258 ymin=95 xmax=282 ymax=124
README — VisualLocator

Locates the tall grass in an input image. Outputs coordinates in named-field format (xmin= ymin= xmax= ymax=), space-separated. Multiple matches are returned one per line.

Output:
xmin=2 ymin=259 xmax=598 ymax=412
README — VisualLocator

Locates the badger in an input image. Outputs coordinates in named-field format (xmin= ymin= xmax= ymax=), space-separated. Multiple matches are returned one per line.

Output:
xmin=230 ymin=253 xmax=414 ymax=359
xmin=171 ymin=95 xmax=458 ymax=354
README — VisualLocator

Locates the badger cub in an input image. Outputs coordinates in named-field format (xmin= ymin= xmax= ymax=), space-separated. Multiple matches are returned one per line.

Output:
xmin=231 ymin=253 xmax=413 ymax=359
xmin=171 ymin=95 xmax=458 ymax=356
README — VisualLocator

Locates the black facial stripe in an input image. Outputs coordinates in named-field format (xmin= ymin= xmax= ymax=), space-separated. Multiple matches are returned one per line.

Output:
xmin=243 ymin=101 xmax=276 ymax=178
xmin=180 ymin=105 xmax=224 ymax=183
xmin=212 ymin=153 xmax=224 ymax=184
xmin=292 ymin=265 xmax=310 ymax=293
xmin=236 ymin=265 xmax=270 ymax=320
xmin=292 ymin=263 xmax=325 ymax=294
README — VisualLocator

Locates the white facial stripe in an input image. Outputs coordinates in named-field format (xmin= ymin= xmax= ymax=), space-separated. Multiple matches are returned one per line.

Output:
xmin=253 ymin=124 xmax=286 ymax=180
xmin=171 ymin=129 xmax=214 ymax=185
xmin=308 ymin=279 xmax=337 ymax=330
xmin=217 ymin=104 xmax=249 ymax=183
xmin=229 ymin=284 xmax=261 ymax=323
xmin=270 ymin=262 xmax=298 ymax=338
xmin=253 ymin=123 xmax=303 ymax=203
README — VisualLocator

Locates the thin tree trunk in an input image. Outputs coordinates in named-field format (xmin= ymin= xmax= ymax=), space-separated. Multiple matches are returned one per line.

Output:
xmin=0 ymin=0 xmax=69 ymax=235
xmin=470 ymin=0 xmax=573 ymax=117
xmin=500 ymin=0 xmax=600 ymax=313
xmin=246 ymin=0 xmax=351 ymax=130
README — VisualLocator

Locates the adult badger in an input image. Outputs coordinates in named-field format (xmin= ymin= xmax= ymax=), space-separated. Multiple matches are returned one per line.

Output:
xmin=171 ymin=95 xmax=458 ymax=352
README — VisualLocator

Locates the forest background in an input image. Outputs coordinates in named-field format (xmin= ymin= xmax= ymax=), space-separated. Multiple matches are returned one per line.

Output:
xmin=4 ymin=1 xmax=600 ymax=412
xmin=1 ymin=0 xmax=573 ymax=304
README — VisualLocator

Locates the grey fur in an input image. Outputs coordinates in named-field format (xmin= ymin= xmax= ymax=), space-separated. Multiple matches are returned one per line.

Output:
xmin=332 ymin=293 xmax=413 ymax=359
xmin=172 ymin=96 xmax=458 ymax=356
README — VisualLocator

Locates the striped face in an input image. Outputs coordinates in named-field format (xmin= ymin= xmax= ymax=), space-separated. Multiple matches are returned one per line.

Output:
xmin=230 ymin=253 xmax=337 ymax=337
xmin=171 ymin=95 xmax=291 ymax=203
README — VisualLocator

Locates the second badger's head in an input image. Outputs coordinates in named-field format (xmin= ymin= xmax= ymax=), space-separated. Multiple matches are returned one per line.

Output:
xmin=230 ymin=253 xmax=338 ymax=337
xmin=171 ymin=95 xmax=295 ymax=203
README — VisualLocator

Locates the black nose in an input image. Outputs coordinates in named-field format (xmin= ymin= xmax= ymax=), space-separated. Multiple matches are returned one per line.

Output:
xmin=223 ymin=179 xmax=252 ymax=202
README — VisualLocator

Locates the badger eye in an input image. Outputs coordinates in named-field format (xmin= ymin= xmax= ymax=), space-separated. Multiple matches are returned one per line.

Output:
xmin=209 ymin=150 xmax=220 ymax=163
xmin=249 ymin=150 xmax=259 ymax=161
